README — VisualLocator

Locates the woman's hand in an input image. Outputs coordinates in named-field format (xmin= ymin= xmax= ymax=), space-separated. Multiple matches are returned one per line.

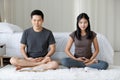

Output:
xmin=76 ymin=57 xmax=92 ymax=64
xmin=76 ymin=57 xmax=86 ymax=62
xmin=85 ymin=59 xmax=98 ymax=66
xmin=83 ymin=57 xmax=91 ymax=63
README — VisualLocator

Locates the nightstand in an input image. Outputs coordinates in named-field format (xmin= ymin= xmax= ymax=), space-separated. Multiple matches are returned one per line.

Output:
xmin=0 ymin=44 xmax=6 ymax=67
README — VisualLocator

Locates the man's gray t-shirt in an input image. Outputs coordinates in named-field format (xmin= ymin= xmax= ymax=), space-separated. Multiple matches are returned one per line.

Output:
xmin=21 ymin=27 xmax=55 ymax=58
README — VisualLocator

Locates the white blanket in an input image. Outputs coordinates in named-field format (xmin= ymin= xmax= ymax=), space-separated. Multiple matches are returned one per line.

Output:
xmin=0 ymin=65 xmax=120 ymax=80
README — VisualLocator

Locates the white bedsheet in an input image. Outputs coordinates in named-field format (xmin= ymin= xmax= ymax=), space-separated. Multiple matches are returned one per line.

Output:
xmin=0 ymin=65 xmax=120 ymax=80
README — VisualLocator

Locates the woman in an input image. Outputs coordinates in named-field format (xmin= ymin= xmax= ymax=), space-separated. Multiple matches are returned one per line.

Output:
xmin=61 ymin=13 xmax=108 ymax=70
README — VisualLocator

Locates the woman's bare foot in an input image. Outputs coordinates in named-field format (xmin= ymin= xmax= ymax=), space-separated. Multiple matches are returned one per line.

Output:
xmin=85 ymin=59 xmax=98 ymax=66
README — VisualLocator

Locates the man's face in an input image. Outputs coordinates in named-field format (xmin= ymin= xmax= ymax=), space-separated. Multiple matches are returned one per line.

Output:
xmin=31 ymin=15 xmax=44 ymax=28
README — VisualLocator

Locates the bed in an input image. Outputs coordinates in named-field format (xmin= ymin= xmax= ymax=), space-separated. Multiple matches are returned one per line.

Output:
xmin=0 ymin=22 xmax=120 ymax=80
xmin=0 ymin=64 xmax=120 ymax=80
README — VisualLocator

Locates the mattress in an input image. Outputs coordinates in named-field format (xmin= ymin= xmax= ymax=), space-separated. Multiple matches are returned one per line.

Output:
xmin=0 ymin=65 xmax=120 ymax=80
xmin=0 ymin=32 xmax=118 ymax=80
xmin=0 ymin=32 xmax=114 ymax=64
xmin=0 ymin=32 xmax=23 ymax=58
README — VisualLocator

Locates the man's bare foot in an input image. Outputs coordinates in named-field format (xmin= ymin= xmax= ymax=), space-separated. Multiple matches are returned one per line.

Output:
xmin=32 ymin=65 xmax=47 ymax=72
xmin=85 ymin=59 xmax=98 ymax=66
xmin=41 ymin=57 xmax=51 ymax=63
xmin=16 ymin=66 xmax=22 ymax=70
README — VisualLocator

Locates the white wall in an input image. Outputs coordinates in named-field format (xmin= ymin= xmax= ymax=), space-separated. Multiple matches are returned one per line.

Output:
xmin=114 ymin=0 xmax=120 ymax=52
xmin=6 ymin=0 xmax=75 ymax=32
xmin=114 ymin=52 xmax=120 ymax=66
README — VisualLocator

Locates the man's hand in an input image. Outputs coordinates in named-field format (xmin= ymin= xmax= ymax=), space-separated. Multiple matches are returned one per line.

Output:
xmin=26 ymin=57 xmax=36 ymax=62
xmin=34 ymin=57 xmax=44 ymax=62
xmin=26 ymin=57 xmax=51 ymax=63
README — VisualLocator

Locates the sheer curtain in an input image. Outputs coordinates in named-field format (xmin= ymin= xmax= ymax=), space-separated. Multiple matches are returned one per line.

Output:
xmin=0 ymin=0 xmax=4 ymax=22
xmin=74 ymin=0 xmax=120 ymax=51
xmin=1 ymin=0 xmax=120 ymax=51
xmin=6 ymin=0 xmax=75 ymax=32
xmin=0 ymin=0 xmax=11 ymax=22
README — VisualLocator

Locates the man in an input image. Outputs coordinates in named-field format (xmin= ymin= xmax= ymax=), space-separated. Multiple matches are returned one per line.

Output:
xmin=10 ymin=10 xmax=58 ymax=71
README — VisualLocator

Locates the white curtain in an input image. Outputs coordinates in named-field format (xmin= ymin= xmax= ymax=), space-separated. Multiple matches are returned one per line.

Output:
xmin=5 ymin=0 xmax=75 ymax=32
xmin=74 ymin=0 xmax=120 ymax=52
xmin=0 ymin=0 xmax=11 ymax=22
xmin=2 ymin=0 xmax=120 ymax=51
xmin=0 ymin=0 xmax=4 ymax=22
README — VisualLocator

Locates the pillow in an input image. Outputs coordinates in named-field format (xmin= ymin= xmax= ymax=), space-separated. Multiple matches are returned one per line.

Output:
xmin=0 ymin=22 xmax=23 ymax=33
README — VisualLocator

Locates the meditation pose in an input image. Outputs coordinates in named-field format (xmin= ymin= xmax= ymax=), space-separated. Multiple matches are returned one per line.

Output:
xmin=10 ymin=10 xmax=58 ymax=71
xmin=61 ymin=13 xmax=108 ymax=70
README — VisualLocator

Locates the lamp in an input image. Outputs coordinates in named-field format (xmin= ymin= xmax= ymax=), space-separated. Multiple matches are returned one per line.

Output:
xmin=0 ymin=0 xmax=6 ymax=22
xmin=4 ymin=0 xmax=7 ymax=22
xmin=0 ymin=43 xmax=6 ymax=67
xmin=0 ymin=15 xmax=1 ymax=22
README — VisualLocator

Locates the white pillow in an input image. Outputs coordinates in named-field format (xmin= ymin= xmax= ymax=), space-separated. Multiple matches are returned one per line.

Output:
xmin=0 ymin=22 xmax=23 ymax=33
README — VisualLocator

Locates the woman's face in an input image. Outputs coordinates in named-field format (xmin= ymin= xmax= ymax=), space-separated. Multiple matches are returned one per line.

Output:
xmin=78 ymin=18 xmax=88 ymax=31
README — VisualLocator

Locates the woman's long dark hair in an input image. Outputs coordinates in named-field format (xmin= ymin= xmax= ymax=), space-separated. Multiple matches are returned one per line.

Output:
xmin=75 ymin=13 xmax=93 ymax=40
